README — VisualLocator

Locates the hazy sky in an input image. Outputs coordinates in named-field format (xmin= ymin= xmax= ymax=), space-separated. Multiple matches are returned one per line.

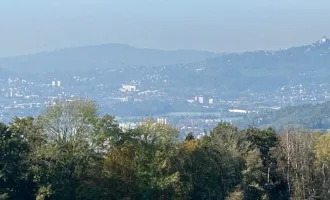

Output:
xmin=1 ymin=0 xmax=330 ymax=56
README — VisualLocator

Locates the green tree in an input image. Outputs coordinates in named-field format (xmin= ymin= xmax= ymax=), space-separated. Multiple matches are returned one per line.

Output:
xmin=31 ymin=100 xmax=108 ymax=199
xmin=173 ymin=123 xmax=243 ymax=200
xmin=277 ymin=129 xmax=320 ymax=200
xmin=0 ymin=122 xmax=35 ymax=199
xmin=133 ymin=120 xmax=180 ymax=199
xmin=9 ymin=117 xmax=45 ymax=152
xmin=101 ymin=118 xmax=181 ymax=199
xmin=242 ymin=127 xmax=289 ymax=200
xmin=315 ymin=131 xmax=330 ymax=199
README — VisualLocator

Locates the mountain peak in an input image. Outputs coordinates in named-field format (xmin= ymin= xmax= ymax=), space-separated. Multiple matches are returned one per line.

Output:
xmin=318 ymin=36 xmax=329 ymax=44
xmin=309 ymin=36 xmax=330 ymax=49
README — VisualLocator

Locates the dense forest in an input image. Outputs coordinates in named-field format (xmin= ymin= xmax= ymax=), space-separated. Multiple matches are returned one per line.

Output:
xmin=1 ymin=100 xmax=330 ymax=200
xmin=243 ymin=101 xmax=330 ymax=131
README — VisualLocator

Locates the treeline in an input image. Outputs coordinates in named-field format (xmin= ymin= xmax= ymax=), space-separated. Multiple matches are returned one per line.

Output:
xmin=1 ymin=100 xmax=330 ymax=200
xmin=244 ymin=101 xmax=330 ymax=131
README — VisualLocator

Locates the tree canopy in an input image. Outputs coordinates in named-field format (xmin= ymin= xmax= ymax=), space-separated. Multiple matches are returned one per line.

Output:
xmin=1 ymin=100 xmax=329 ymax=199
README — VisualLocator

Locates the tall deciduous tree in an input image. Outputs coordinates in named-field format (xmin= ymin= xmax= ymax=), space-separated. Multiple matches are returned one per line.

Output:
xmin=242 ymin=127 xmax=289 ymax=200
xmin=0 ymin=123 xmax=35 ymax=199
xmin=31 ymin=100 xmax=109 ymax=199
xmin=278 ymin=129 xmax=320 ymax=200
xmin=315 ymin=131 xmax=330 ymax=199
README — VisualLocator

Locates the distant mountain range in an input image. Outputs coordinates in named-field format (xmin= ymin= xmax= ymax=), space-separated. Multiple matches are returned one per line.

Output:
xmin=1 ymin=37 xmax=330 ymax=74
xmin=178 ymin=36 xmax=330 ymax=93
xmin=1 ymin=37 xmax=330 ymax=95
xmin=0 ymin=44 xmax=218 ymax=73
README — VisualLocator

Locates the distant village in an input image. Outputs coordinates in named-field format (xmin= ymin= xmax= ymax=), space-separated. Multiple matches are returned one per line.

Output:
xmin=1 ymin=67 xmax=330 ymax=136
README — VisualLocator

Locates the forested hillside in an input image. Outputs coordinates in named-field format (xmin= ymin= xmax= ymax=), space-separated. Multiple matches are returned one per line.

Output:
xmin=1 ymin=100 xmax=330 ymax=199
xmin=243 ymin=101 xmax=330 ymax=131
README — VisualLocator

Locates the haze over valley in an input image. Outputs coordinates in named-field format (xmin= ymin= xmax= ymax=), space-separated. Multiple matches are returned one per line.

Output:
xmin=4 ymin=1 xmax=330 ymax=199
xmin=2 ymin=37 xmax=330 ymax=133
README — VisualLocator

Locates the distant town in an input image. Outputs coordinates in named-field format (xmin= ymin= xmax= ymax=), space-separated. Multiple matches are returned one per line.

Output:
xmin=2 ymin=64 xmax=330 ymax=138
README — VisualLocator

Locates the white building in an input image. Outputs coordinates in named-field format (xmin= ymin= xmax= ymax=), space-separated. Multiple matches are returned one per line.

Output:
xmin=209 ymin=98 xmax=214 ymax=104
xmin=228 ymin=109 xmax=248 ymax=114
xmin=157 ymin=118 xmax=167 ymax=125
xmin=9 ymin=88 xmax=13 ymax=97
xmin=119 ymin=122 xmax=138 ymax=131
xmin=198 ymin=97 xmax=204 ymax=104
xmin=120 ymin=84 xmax=137 ymax=92
xmin=51 ymin=80 xmax=61 ymax=87
xmin=119 ymin=97 xmax=129 ymax=102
